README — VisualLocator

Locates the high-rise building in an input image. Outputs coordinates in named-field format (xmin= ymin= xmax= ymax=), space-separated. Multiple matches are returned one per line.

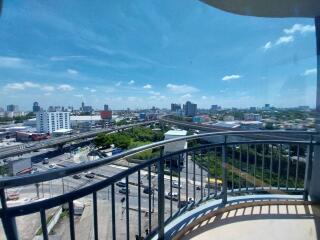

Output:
xmin=211 ymin=105 xmax=219 ymax=112
xmin=184 ymin=101 xmax=197 ymax=117
xmin=33 ymin=102 xmax=41 ymax=112
xmin=80 ymin=102 xmax=93 ymax=113
xmin=104 ymin=104 xmax=109 ymax=111
xmin=171 ymin=103 xmax=181 ymax=112
xmin=36 ymin=111 xmax=70 ymax=133
xmin=7 ymin=104 xmax=19 ymax=112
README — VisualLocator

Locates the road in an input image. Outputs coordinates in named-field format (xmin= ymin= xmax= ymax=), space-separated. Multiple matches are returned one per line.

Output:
xmin=0 ymin=121 xmax=156 ymax=159
xmin=5 ymin=147 xmax=210 ymax=239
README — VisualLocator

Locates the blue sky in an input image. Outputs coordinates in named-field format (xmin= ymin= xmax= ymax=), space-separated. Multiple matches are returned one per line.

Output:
xmin=0 ymin=0 xmax=317 ymax=110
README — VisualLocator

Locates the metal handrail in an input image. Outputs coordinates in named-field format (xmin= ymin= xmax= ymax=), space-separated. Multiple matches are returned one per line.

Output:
xmin=0 ymin=130 xmax=316 ymax=189
xmin=0 ymin=130 xmax=316 ymax=240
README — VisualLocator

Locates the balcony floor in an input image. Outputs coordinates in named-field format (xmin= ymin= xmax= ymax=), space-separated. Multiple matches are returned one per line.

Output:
xmin=183 ymin=204 xmax=320 ymax=240
xmin=160 ymin=195 xmax=320 ymax=240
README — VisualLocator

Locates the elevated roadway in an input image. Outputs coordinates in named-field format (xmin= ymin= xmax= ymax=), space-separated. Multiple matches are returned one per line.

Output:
xmin=159 ymin=117 xmax=315 ymax=141
xmin=0 ymin=121 xmax=156 ymax=159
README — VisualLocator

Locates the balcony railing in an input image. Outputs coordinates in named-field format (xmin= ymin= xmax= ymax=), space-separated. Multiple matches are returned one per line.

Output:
xmin=0 ymin=130 xmax=317 ymax=240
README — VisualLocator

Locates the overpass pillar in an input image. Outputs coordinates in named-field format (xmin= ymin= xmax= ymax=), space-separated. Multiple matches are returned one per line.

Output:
xmin=57 ymin=144 xmax=64 ymax=152
xmin=310 ymin=16 xmax=320 ymax=201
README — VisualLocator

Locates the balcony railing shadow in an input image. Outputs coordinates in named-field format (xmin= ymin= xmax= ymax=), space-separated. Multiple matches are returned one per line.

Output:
xmin=172 ymin=198 xmax=320 ymax=240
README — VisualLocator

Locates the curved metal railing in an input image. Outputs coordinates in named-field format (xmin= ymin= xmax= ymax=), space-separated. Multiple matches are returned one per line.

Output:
xmin=0 ymin=130 xmax=317 ymax=240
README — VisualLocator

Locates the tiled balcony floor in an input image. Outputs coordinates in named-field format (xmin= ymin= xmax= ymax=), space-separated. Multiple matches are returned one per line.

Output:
xmin=182 ymin=204 xmax=320 ymax=240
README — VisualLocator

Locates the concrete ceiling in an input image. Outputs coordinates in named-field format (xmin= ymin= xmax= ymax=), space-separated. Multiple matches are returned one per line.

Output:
xmin=200 ymin=0 xmax=320 ymax=18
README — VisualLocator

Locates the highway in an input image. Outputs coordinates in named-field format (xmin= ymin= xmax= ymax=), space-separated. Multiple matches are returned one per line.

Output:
xmin=0 ymin=121 xmax=156 ymax=159
xmin=159 ymin=117 xmax=315 ymax=141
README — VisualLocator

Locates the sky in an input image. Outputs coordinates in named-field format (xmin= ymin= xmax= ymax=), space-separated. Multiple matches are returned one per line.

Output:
xmin=0 ymin=0 xmax=317 ymax=110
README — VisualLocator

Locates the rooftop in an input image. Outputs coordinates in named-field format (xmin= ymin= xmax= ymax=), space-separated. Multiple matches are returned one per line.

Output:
xmin=165 ymin=130 xmax=188 ymax=136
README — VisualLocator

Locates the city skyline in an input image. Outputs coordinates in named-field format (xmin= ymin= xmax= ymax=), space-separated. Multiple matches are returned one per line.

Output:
xmin=0 ymin=0 xmax=317 ymax=109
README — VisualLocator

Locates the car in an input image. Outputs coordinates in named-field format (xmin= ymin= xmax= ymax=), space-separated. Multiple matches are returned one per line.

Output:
xmin=119 ymin=187 xmax=130 ymax=194
xmin=196 ymin=185 xmax=201 ymax=190
xmin=172 ymin=181 xmax=182 ymax=189
xmin=49 ymin=164 xmax=57 ymax=169
xmin=73 ymin=174 xmax=81 ymax=179
xmin=42 ymin=158 xmax=49 ymax=164
xmin=165 ymin=192 xmax=178 ymax=201
xmin=116 ymin=181 xmax=126 ymax=188
xmin=143 ymin=187 xmax=154 ymax=194
xmin=85 ymin=172 xmax=95 ymax=178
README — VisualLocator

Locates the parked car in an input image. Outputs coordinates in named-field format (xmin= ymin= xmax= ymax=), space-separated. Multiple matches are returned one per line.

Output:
xmin=7 ymin=192 xmax=19 ymax=201
xmin=116 ymin=180 xmax=126 ymax=188
xmin=85 ymin=172 xmax=95 ymax=179
xmin=119 ymin=187 xmax=130 ymax=194
xmin=143 ymin=187 xmax=154 ymax=194
xmin=49 ymin=164 xmax=57 ymax=169
xmin=73 ymin=174 xmax=81 ymax=179
xmin=165 ymin=192 xmax=178 ymax=201
xmin=42 ymin=158 xmax=49 ymax=164
xmin=172 ymin=181 xmax=182 ymax=189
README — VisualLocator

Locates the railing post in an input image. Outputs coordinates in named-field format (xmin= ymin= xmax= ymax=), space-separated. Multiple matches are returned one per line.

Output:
xmin=310 ymin=16 xmax=320 ymax=201
xmin=158 ymin=147 xmax=165 ymax=239
xmin=304 ymin=135 xmax=314 ymax=201
xmin=0 ymin=188 xmax=19 ymax=240
xmin=222 ymin=135 xmax=228 ymax=204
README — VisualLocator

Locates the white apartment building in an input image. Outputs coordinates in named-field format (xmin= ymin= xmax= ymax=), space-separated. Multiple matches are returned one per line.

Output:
xmin=36 ymin=111 xmax=71 ymax=134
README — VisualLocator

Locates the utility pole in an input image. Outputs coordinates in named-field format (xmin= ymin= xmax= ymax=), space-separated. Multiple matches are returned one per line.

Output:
xmin=35 ymin=183 xmax=40 ymax=199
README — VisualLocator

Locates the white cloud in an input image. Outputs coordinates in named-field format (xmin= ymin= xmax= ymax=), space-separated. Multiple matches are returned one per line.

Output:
xmin=83 ymin=87 xmax=96 ymax=93
xmin=115 ymin=81 xmax=122 ymax=87
xmin=128 ymin=80 xmax=135 ymax=85
xmin=143 ymin=84 xmax=152 ymax=89
xmin=284 ymin=24 xmax=315 ymax=35
xmin=180 ymin=93 xmax=192 ymax=99
xmin=50 ymin=55 xmax=85 ymax=61
xmin=57 ymin=84 xmax=74 ymax=91
xmin=166 ymin=84 xmax=198 ymax=94
xmin=150 ymin=95 xmax=166 ymax=100
xmin=4 ymin=83 xmax=25 ymax=90
xmin=222 ymin=75 xmax=241 ymax=81
xmin=44 ymin=92 xmax=52 ymax=96
xmin=4 ymin=81 xmax=48 ymax=91
xmin=201 ymin=96 xmax=208 ymax=100
xmin=149 ymin=91 xmax=160 ymax=96
xmin=0 ymin=56 xmax=26 ymax=68
xmin=67 ymin=68 xmax=78 ymax=75
xmin=42 ymin=86 xmax=55 ymax=91
xmin=74 ymin=94 xmax=84 ymax=98
xmin=24 ymin=81 xmax=40 ymax=88
xmin=303 ymin=68 xmax=317 ymax=76
xmin=263 ymin=41 xmax=272 ymax=50
xmin=275 ymin=35 xmax=294 ymax=45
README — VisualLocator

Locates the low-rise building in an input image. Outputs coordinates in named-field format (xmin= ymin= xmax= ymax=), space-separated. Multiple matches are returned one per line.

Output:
xmin=244 ymin=113 xmax=262 ymax=121
xmin=164 ymin=130 xmax=187 ymax=168
xmin=240 ymin=121 xmax=263 ymax=130
xmin=223 ymin=115 xmax=235 ymax=121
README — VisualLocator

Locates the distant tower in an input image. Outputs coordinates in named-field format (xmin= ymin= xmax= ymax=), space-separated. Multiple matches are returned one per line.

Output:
xmin=33 ymin=102 xmax=40 ymax=112
xmin=104 ymin=104 xmax=109 ymax=111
